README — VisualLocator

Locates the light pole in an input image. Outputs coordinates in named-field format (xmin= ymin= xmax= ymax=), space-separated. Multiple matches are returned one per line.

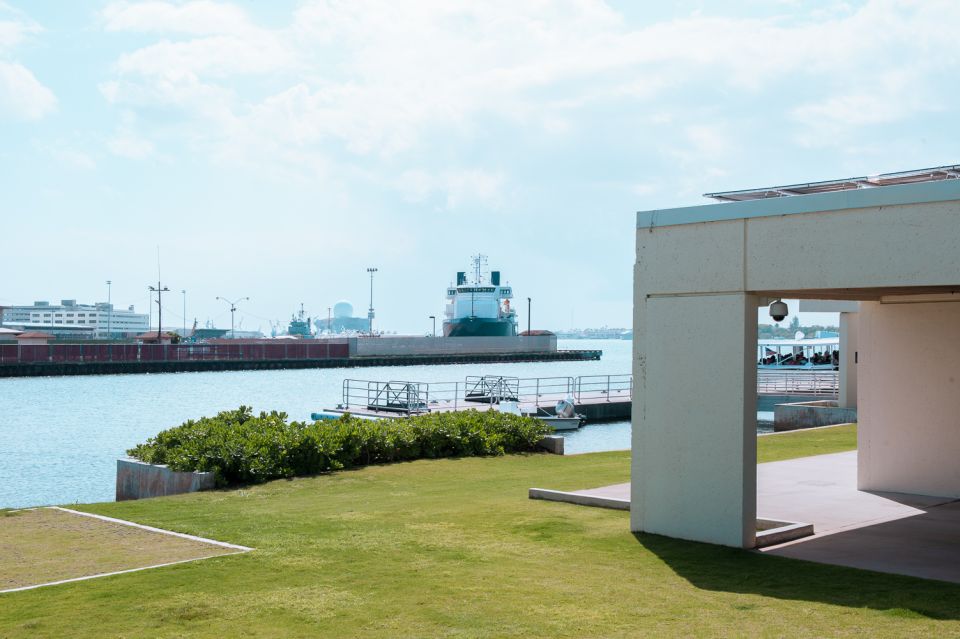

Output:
xmin=105 ymin=280 xmax=112 ymax=339
xmin=366 ymin=267 xmax=378 ymax=335
xmin=181 ymin=290 xmax=187 ymax=337
xmin=216 ymin=296 xmax=249 ymax=338
xmin=429 ymin=315 xmax=436 ymax=337
xmin=149 ymin=280 xmax=170 ymax=340
xmin=527 ymin=297 xmax=531 ymax=334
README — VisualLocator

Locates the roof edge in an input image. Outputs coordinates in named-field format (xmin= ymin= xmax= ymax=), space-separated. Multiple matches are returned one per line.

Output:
xmin=637 ymin=179 xmax=960 ymax=230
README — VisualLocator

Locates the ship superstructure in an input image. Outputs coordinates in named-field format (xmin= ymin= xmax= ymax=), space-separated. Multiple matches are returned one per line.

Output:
xmin=443 ymin=255 xmax=517 ymax=337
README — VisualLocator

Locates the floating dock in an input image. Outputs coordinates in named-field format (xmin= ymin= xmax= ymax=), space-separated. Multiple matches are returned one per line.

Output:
xmin=315 ymin=374 xmax=633 ymax=423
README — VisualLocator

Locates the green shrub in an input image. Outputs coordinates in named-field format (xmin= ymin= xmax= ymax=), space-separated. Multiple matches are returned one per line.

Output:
xmin=127 ymin=406 xmax=552 ymax=487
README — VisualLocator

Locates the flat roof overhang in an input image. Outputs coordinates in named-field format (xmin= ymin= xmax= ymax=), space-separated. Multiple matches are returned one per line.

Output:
xmin=637 ymin=179 xmax=960 ymax=230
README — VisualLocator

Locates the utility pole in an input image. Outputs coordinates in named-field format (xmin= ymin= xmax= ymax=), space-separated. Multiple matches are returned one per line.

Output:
xmin=105 ymin=280 xmax=112 ymax=339
xmin=429 ymin=315 xmax=436 ymax=337
xmin=149 ymin=280 xmax=170 ymax=340
xmin=327 ymin=306 xmax=332 ymax=333
xmin=181 ymin=290 xmax=187 ymax=337
xmin=216 ymin=296 xmax=249 ymax=338
xmin=366 ymin=267 xmax=378 ymax=335
xmin=527 ymin=297 xmax=531 ymax=335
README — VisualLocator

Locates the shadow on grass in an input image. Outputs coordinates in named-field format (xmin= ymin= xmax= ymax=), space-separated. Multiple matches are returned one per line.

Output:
xmin=634 ymin=532 xmax=960 ymax=621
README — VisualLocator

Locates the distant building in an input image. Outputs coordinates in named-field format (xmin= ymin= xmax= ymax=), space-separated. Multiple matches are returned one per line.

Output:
xmin=315 ymin=301 xmax=371 ymax=334
xmin=1 ymin=299 xmax=149 ymax=338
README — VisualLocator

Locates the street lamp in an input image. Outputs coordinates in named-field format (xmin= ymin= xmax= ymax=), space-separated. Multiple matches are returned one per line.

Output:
xmin=216 ymin=296 xmax=249 ymax=339
xmin=527 ymin=297 xmax=532 ymax=334
xmin=366 ymin=267 xmax=378 ymax=335
xmin=181 ymin=290 xmax=187 ymax=337
xmin=429 ymin=315 xmax=436 ymax=337
xmin=105 ymin=280 xmax=112 ymax=339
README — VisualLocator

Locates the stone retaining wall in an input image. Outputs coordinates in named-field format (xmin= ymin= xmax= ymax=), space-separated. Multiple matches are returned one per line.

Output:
xmin=116 ymin=459 xmax=215 ymax=501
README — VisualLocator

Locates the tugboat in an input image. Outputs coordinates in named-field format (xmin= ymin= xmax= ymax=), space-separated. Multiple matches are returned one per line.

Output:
xmin=443 ymin=255 xmax=517 ymax=337
xmin=287 ymin=303 xmax=313 ymax=338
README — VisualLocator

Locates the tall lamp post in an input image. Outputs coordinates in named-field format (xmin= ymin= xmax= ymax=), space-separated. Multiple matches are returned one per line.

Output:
xmin=366 ymin=267 xmax=378 ymax=335
xmin=105 ymin=280 xmax=112 ymax=339
xmin=429 ymin=315 xmax=436 ymax=337
xmin=181 ymin=290 xmax=187 ymax=337
xmin=527 ymin=297 xmax=531 ymax=334
xmin=149 ymin=280 xmax=170 ymax=340
xmin=216 ymin=296 xmax=249 ymax=339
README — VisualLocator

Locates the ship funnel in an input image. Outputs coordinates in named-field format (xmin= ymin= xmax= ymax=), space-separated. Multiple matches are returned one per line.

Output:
xmin=457 ymin=271 xmax=466 ymax=285
xmin=491 ymin=271 xmax=500 ymax=286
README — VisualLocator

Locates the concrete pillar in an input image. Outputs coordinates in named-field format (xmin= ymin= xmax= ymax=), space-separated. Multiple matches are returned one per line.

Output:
xmin=839 ymin=311 xmax=858 ymax=409
xmin=632 ymin=289 xmax=758 ymax=548
xmin=858 ymin=300 xmax=960 ymax=498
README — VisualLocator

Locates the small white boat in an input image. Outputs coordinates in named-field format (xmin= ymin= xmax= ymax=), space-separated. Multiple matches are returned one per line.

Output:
xmin=498 ymin=398 xmax=583 ymax=431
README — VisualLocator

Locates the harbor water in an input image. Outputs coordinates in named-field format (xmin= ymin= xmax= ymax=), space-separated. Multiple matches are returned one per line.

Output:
xmin=0 ymin=339 xmax=633 ymax=508
xmin=0 ymin=339 xmax=790 ymax=508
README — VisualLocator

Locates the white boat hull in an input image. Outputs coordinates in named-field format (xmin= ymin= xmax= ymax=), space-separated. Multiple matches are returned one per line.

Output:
xmin=536 ymin=416 xmax=582 ymax=431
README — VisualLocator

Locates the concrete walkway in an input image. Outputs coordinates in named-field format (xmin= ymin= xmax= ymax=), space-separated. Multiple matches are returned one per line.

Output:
xmin=532 ymin=451 xmax=960 ymax=583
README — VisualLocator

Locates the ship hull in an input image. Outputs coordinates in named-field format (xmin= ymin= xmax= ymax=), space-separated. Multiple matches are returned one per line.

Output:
xmin=443 ymin=317 xmax=516 ymax=337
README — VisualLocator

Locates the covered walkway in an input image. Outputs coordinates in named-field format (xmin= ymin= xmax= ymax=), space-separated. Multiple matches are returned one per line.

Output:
xmin=531 ymin=451 xmax=960 ymax=583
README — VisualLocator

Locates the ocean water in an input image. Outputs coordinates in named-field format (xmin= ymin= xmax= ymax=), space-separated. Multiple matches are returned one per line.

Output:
xmin=0 ymin=339 xmax=633 ymax=508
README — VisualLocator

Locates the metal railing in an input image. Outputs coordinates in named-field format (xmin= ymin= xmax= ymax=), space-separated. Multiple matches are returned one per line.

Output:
xmin=757 ymin=369 xmax=838 ymax=397
xmin=573 ymin=374 xmax=633 ymax=403
xmin=342 ymin=374 xmax=632 ymax=414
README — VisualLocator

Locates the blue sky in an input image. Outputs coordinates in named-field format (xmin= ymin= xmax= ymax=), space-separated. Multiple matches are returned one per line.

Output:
xmin=2 ymin=1 xmax=957 ymax=334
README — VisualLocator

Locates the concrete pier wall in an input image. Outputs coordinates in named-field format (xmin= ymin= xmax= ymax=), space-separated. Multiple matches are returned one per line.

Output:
xmin=355 ymin=335 xmax=557 ymax=356
xmin=773 ymin=400 xmax=857 ymax=432
xmin=116 ymin=459 xmax=215 ymax=501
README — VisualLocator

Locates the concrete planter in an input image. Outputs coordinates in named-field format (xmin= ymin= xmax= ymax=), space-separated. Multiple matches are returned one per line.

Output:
xmin=116 ymin=459 xmax=215 ymax=501
xmin=773 ymin=400 xmax=857 ymax=432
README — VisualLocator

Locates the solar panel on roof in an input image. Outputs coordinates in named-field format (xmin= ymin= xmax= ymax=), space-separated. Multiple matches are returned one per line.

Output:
xmin=704 ymin=164 xmax=960 ymax=202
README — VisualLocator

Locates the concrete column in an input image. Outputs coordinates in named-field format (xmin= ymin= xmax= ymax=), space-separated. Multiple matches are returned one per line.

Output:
xmin=839 ymin=311 xmax=858 ymax=409
xmin=632 ymin=290 xmax=758 ymax=548
xmin=858 ymin=300 xmax=960 ymax=498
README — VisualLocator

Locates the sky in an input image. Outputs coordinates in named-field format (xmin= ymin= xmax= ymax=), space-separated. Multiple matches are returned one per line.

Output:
xmin=2 ymin=1 xmax=958 ymax=334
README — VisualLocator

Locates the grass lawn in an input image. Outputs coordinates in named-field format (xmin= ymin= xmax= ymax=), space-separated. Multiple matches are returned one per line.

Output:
xmin=3 ymin=423 xmax=960 ymax=637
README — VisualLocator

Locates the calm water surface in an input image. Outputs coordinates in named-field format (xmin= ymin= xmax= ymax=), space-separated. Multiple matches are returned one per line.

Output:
xmin=0 ymin=339 xmax=632 ymax=508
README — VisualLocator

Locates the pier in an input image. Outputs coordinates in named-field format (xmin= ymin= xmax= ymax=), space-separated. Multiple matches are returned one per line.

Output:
xmin=0 ymin=337 xmax=601 ymax=378
xmin=318 ymin=374 xmax=633 ymax=423
xmin=317 ymin=369 xmax=842 ymax=424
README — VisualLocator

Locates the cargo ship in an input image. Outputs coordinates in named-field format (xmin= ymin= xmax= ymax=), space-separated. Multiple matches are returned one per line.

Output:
xmin=443 ymin=255 xmax=517 ymax=337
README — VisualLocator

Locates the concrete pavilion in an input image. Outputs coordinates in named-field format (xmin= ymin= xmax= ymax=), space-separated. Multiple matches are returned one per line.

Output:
xmin=632 ymin=165 xmax=960 ymax=549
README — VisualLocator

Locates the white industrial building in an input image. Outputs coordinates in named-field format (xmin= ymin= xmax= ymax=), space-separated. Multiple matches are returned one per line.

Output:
xmin=1 ymin=299 xmax=149 ymax=339
xmin=632 ymin=165 xmax=960 ymax=550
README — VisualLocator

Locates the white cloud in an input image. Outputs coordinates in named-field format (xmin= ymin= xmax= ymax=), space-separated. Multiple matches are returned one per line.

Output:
xmin=42 ymin=143 xmax=96 ymax=170
xmin=0 ymin=60 xmax=55 ymax=120
xmin=398 ymin=169 xmax=505 ymax=210
xmin=103 ymin=1 xmax=254 ymax=35
xmin=97 ymin=0 xmax=960 ymax=197
xmin=0 ymin=8 xmax=56 ymax=120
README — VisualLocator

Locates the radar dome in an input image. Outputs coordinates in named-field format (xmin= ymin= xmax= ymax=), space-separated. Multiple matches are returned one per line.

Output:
xmin=333 ymin=301 xmax=354 ymax=318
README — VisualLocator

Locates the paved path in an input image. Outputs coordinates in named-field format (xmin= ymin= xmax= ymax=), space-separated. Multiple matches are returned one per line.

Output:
xmin=536 ymin=451 xmax=960 ymax=584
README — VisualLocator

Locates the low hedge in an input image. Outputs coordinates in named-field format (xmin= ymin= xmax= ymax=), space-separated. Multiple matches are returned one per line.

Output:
xmin=127 ymin=406 xmax=552 ymax=487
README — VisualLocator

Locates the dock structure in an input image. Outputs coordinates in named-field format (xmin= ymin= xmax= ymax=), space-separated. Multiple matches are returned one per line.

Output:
xmin=319 ymin=374 xmax=634 ymax=423
xmin=0 ymin=335 xmax=600 ymax=378
xmin=316 ymin=369 xmax=841 ymax=424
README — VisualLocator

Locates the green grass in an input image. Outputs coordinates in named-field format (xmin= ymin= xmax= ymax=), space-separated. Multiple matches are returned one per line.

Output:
xmin=758 ymin=423 xmax=857 ymax=463
xmin=3 ymin=424 xmax=959 ymax=638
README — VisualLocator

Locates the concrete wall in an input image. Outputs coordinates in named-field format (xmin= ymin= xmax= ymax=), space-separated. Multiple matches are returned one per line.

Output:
xmin=773 ymin=400 xmax=857 ymax=432
xmin=355 ymin=335 xmax=556 ymax=356
xmin=632 ymin=284 xmax=757 ymax=547
xmin=858 ymin=300 xmax=960 ymax=498
xmin=839 ymin=312 xmax=859 ymax=408
xmin=634 ymin=182 xmax=960 ymax=548
xmin=116 ymin=459 xmax=215 ymax=501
